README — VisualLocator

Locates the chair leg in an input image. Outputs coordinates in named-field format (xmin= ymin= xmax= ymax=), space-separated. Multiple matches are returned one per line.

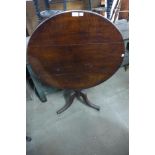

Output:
xmin=27 ymin=64 xmax=47 ymax=102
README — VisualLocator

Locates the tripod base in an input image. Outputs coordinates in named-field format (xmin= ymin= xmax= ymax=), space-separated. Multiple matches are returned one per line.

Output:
xmin=57 ymin=91 xmax=100 ymax=114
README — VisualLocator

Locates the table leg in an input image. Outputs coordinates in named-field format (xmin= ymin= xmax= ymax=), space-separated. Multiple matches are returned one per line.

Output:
xmin=57 ymin=90 xmax=100 ymax=114
xmin=57 ymin=93 xmax=76 ymax=114
xmin=79 ymin=91 xmax=100 ymax=111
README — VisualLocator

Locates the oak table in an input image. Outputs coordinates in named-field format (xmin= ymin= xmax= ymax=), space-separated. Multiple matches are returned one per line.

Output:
xmin=27 ymin=10 xmax=125 ymax=114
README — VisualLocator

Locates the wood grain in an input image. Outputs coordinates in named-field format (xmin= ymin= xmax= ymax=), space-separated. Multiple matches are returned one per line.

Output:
xmin=119 ymin=0 xmax=129 ymax=20
xmin=27 ymin=11 xmax=124 ymax=90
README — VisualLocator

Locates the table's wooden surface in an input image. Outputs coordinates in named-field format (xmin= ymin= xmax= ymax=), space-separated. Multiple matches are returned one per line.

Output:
xmin=27 ymin=11 xmax=124 ymax=90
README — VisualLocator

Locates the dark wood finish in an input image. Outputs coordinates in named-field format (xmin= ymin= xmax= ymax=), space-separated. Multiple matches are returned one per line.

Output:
xmin=57 ymin=90 xmax=100 ymax=114
xmin=27 ymin=10 xmax=124 ymax=90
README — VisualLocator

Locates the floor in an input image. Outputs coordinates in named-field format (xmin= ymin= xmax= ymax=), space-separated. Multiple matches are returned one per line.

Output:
xmin=26 ymin=68 xmax=129 ymax=155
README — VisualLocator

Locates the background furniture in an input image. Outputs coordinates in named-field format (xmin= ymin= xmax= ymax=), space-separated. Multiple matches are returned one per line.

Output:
xmin=33 ymin=0 xmax=92 ymax=22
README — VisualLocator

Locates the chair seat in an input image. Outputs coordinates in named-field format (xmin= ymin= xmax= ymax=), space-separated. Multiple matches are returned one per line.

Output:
xmin=40 ymin=10 xmax=63 ymax=18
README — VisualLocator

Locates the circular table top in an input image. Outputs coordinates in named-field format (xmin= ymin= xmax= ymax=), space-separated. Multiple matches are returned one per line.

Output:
xmin=27 ymin=10 xmax=124 ymax=90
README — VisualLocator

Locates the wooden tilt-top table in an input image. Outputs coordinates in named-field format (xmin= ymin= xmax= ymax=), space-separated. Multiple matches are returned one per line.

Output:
xmin=27 ymin=10 xmax=125 ymax=114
